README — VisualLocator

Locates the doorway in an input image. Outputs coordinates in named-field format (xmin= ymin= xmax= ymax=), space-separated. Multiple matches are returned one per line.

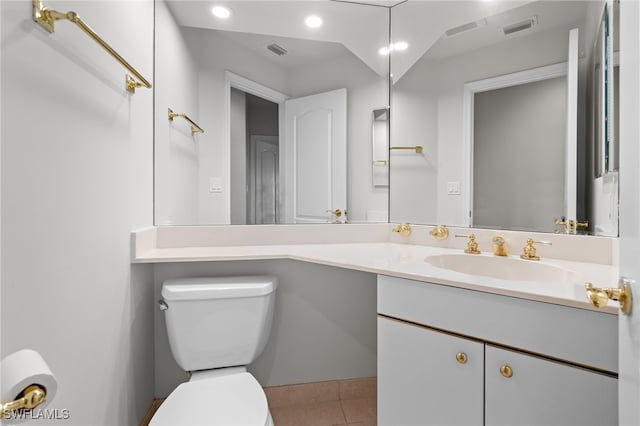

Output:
xmin=230 ymin=88 xmax=280 ymax=224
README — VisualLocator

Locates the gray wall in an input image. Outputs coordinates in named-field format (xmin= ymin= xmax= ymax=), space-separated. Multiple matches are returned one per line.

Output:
xmin=473 ymin=77 xmax=567 ymax=232
xmin=1 ymin=1 xmax=155 ymax=424
xmin=154 ymin=260 xmax=378 ymax=397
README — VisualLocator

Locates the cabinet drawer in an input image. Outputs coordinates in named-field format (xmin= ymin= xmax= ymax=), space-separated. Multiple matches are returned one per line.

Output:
xmin=377 ymin=275 xmax=617 ymax=372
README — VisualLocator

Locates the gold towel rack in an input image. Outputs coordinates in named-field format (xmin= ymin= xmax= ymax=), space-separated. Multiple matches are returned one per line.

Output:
xmin=390 ymin=146 xmax=423 ymax=154
xmin=32 ymin=0 xmax=152 ymax=94
xmin=168 ymin=108 xmax=205 ymax=136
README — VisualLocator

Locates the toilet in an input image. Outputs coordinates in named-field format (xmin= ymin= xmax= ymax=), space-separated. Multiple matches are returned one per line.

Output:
xmin=150 ymin=276 xmax=278 ymax=426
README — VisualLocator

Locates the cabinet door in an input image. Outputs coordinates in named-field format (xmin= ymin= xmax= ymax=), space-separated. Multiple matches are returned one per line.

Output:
xmin=485 ymin=345 xmax=618 ymax=426
xmin=378 ymin=316 xmax=484 ymax=426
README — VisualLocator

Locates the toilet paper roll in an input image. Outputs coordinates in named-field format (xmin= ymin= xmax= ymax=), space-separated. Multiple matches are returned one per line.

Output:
xmin=1 ymin=349 xmax=57 ymax=423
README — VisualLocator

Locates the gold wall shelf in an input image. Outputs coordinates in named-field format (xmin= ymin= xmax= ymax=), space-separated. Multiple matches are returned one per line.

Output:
xmin=390 ymin=146 xmax=423 ymax=154
xmin=32 ymin=0 xmax=151 ymax=94
xmin=168 ymin=108 xmax=205 ymax=136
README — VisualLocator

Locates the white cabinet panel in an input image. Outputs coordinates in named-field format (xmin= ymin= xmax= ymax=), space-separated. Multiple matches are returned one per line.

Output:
xmin=378 ymin=317 xmax=484 ymax=426
xmin=485 ymin=345 xmax=618 ymax=426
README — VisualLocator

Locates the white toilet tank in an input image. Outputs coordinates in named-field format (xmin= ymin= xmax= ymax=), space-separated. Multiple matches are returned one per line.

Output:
xmin=161 ymin=276 xmax=278 ymax=372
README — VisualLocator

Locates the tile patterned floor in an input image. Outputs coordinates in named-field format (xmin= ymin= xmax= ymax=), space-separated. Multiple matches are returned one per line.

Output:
xmin=265 ymin=377 xmax=377 ymax=426
xmin=140 ymin=377 xmax=377 ymax=426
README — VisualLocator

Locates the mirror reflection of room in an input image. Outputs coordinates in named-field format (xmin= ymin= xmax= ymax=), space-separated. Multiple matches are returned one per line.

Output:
xmin=155 ymin=1 xmax=390 ymax=226
xmin=389 ymin=0 xmax=618 ymax=236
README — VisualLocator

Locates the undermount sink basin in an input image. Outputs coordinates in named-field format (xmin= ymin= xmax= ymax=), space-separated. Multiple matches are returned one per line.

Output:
xmin=424 ymin=254 xmax=576 ymax=284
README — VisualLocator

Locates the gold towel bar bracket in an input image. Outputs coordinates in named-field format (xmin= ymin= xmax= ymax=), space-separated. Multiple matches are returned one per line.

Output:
xmin=168 ymin=108 xmax=205 ymax=136
xmin=1 ymin=384 xmax=47 ymax=417
xmin=32 ymin=0 xmax=152 ymax=94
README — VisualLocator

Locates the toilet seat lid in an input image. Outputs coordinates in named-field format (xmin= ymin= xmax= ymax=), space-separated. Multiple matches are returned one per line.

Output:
xmin=150 ymin=372 xmax=269 ymax=426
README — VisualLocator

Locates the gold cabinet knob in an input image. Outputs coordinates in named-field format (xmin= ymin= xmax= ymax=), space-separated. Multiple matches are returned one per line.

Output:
xmin=500 ymin=364 xmax=513 ymax=378
xmin=585 ymin=279 xmax=633 ymax=315
xmin=456 ymin=352 xmax=468 ymax=364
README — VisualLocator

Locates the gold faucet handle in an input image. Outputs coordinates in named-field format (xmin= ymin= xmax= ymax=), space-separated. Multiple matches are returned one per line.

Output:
xmin=393 ymin=223 xmax=412 ymax=237
xmin=492 ymin=236 xmax=508 ymax=256
xmin=520 ymin=238 xmax=551 ymax=261
xmin=429 ymin=225 xmax=449 ymax=240
xmin=455 ymin=234 xmax=481 ymax=254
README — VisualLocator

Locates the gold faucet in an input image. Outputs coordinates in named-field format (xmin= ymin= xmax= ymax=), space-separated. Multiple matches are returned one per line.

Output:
xmin=520 ymin=238 xmax=552 ymax=261
xmin=455 ymin=234 xmax=481 ymax=254
xmin=429 ymin=225 xmax=449 ymax=240
xmin=392 ymin=223 xmax=412 ymax=237
xmin=492 ymin=236 xmax=508 ymax=256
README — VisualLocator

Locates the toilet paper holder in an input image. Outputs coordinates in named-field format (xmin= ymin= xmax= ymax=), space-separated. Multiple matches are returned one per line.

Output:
xmin=1 ymin=384 xmax=47 ymax=416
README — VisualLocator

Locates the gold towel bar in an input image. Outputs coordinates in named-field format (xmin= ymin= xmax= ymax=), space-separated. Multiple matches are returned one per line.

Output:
xmin=32 ymin=0 xmax=152 ymax=94
xmin=390 ymin=146 xmax=423 ymax=154
xmin=168 ymin=108 xmax=205 ymax=136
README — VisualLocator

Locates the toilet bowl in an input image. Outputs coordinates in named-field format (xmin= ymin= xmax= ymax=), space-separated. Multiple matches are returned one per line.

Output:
xmin=150 ymin=276 xmax=278 ymax=426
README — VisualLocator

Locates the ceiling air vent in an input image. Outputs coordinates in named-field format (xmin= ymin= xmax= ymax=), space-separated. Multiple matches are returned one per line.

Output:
xmin=444 ymin=19 xmax=487 ymax=38
xmin=503 ymin=16 xmax=538 ymax=36
xmin=266 ymin=43 xmax=288 ymax=56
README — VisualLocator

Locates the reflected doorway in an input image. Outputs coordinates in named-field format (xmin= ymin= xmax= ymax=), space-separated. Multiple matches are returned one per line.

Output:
xmin=230 ymin=88 xmax=280 ymax=224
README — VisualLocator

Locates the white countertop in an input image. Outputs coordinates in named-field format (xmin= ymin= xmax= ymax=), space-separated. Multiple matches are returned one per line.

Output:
xmin=132 ymin=230 xmax=619 ymax=314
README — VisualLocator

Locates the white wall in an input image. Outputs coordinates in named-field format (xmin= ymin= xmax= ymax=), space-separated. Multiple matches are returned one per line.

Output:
xmin=230 ymin=88 xmax=247 ymax=225
xmin=153 ymin=260 xmax=378 ymax=397
xmin=1 ymin=1 xmax=154 ymax=425
xmin=155 ymin=0 xmax=200 ymax=226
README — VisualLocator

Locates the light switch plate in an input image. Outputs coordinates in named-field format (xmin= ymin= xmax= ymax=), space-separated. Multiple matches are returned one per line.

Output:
xmin=209 ymin=177 xmax=223 ymax=193
xmin=447 ymin=181 xmax=461 ymax=195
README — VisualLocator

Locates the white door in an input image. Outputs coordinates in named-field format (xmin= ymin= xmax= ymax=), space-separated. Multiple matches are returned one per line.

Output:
xmin=283 ymin=88 xmax=347 ymax=223
xmin=249 ymin=135 xmax=279 ymax=224
xmin=565 ymin=28 xmax=578 ymax=222
xmin=618 ymin=1 xmax=640 ymax=424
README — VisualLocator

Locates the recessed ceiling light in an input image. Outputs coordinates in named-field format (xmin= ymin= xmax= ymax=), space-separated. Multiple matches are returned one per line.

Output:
xmin=211 ymin=6 xmax=231 ymax=19
xmin=305 ymin=15 xmax=323 ymax=28
xmin=393 ymin=41 xmax=409 ymax=51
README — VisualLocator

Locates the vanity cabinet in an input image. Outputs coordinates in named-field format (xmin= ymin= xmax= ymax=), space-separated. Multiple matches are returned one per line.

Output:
xmin=377 ymin=275 xmax=618 ymax=426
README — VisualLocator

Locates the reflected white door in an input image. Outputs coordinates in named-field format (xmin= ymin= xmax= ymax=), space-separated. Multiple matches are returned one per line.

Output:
xmin=619 ymin=0 xmax=640 ymax=424
xmin=283 ymin=88 xmax=347 ymax=223
xmin=565 ymin=28 xmax=578 ymax=222
xmin=249 ymin=135 xmax=279 ymax=224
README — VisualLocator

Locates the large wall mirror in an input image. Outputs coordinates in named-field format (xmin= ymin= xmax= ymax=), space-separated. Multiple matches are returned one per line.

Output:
xmin=389 ymin=0 xmax=619 ymax=236
xmin=155 ymin=0 xmax=390 ymax=225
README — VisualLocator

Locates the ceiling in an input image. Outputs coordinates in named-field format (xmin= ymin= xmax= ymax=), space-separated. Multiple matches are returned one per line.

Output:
xmin=166 ymin=1 xmax=390 ymax=76
xmin=166 ymin=1 xmax=590 ymax=80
